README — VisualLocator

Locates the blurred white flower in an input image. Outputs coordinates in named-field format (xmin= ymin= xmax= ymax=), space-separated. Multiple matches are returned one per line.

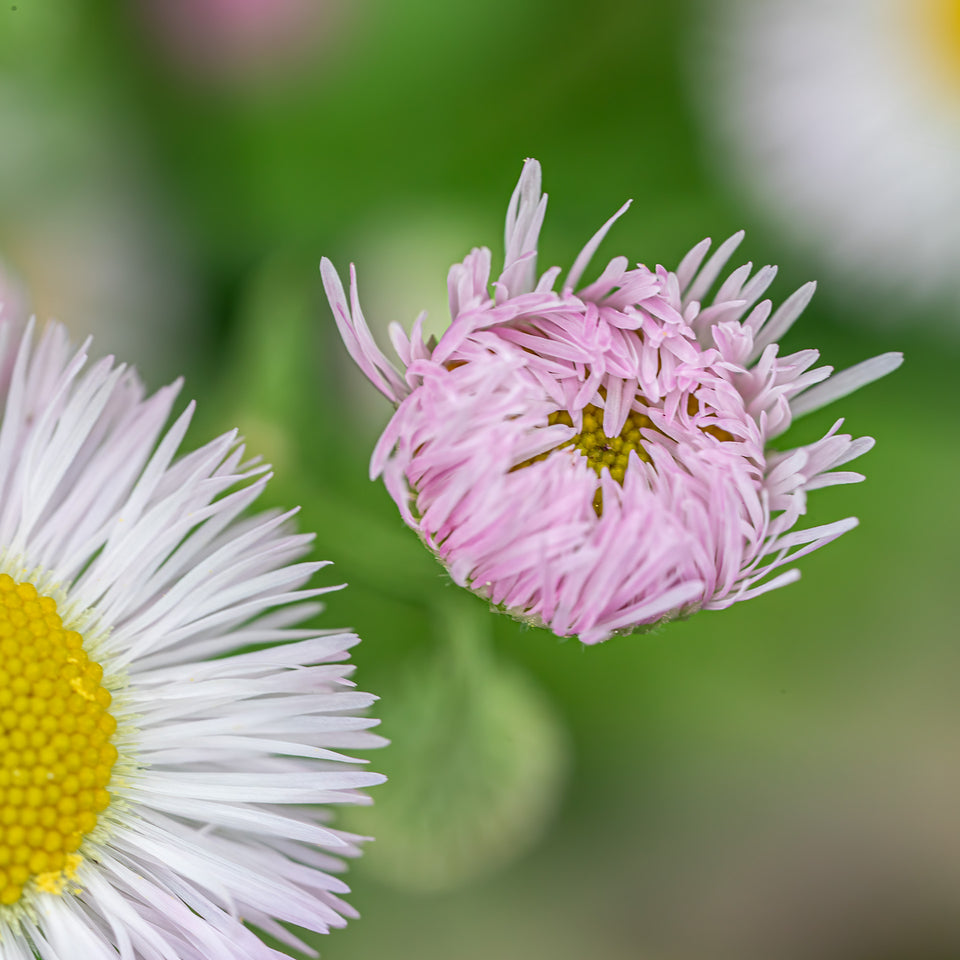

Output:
xmin=696 ymin=0 xmax=960 ymax=320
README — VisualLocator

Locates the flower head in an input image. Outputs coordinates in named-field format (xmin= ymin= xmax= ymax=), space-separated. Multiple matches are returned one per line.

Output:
xmin=0 ymin=318 xmax=384 ymax=957
xmin=322 ymin=159 xmax=901 ymax=644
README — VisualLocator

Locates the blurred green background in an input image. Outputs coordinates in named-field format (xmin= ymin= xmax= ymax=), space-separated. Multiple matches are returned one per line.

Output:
xmin=2 ymin=2 xmax=957 ymax=958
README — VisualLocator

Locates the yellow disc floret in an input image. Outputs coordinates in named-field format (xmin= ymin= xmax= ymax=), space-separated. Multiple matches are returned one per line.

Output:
xmin=513 ymin=395 xmax=735 ymax=516
xmin=0 ymin=574 xmax=116 ymax=906
xmin=515 ymin=403 xmax=655 ymax=482
xmin=546 ymin=404 xmax=654 ymax=484
xmin=511 ymin=403 xmax=655 ymax=515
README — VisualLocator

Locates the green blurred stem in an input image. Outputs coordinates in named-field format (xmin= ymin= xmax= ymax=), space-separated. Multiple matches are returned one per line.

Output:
xmin=431 ymin=590 xmax=494 ymax=677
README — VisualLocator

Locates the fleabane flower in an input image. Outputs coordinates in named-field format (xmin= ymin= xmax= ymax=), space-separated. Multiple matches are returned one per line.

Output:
xmin=322 ymin=159 xmax=901 ymax=645
xmin=0 ymin=318 xmax=384 ymax=959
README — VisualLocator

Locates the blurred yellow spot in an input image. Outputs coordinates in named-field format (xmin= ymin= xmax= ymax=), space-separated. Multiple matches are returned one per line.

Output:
xmin=0 ymin=575 xmax=116 ymax=905
xmin=915 ymin=0 xmax=960 ymax=90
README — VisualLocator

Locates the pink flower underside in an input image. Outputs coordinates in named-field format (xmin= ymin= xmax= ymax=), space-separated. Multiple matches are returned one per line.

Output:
xmin=321 ymin=161 xmax=901 ymax=642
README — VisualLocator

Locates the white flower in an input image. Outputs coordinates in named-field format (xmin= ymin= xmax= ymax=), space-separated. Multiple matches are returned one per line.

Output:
xmin=0 ymin=318 xmax=384 ymax=959
xmin=696 ymin=0 xmax=960 ymax=315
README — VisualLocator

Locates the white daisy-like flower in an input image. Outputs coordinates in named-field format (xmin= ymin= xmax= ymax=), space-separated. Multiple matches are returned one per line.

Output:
xmin=0 ymin=318 xmax=384 ymax=959
xmin=697 ymin=0 xmax=960 ymax=314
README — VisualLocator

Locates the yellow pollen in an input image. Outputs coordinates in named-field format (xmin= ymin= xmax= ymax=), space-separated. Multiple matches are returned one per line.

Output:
xmin=513 ymin=395 xmax=735 ymax=515
xmin=512 ymin=403 xmax=655 ymax=514
xmin=0 ymin=574 xmax=116 ymax=907
xmin=545 ymin=403 xmax=654 ymax=484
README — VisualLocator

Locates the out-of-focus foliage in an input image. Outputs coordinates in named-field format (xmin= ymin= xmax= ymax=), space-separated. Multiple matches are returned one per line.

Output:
xmin=340 ymin=593 xmax=569 ymax=893
xmin=2 ymin=1 xmax=957 ymax=958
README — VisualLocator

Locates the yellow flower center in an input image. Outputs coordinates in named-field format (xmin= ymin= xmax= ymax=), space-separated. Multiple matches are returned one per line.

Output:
xmin=545 ymin=403 xmax=653 ymax=484
xmin=512 ymin=402 xmax=655 ymax=514
xmin=0 ymin=574 xmax=117 ymax=906
xmin=514 ymin=395 xmax=735 ymax=515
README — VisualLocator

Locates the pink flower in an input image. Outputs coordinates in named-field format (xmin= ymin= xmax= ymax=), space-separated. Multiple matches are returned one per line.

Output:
xmin=138 ymin=0 xmax=341 ymax=83
xmin=322 ymin=160 xmax=901 ymax=644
